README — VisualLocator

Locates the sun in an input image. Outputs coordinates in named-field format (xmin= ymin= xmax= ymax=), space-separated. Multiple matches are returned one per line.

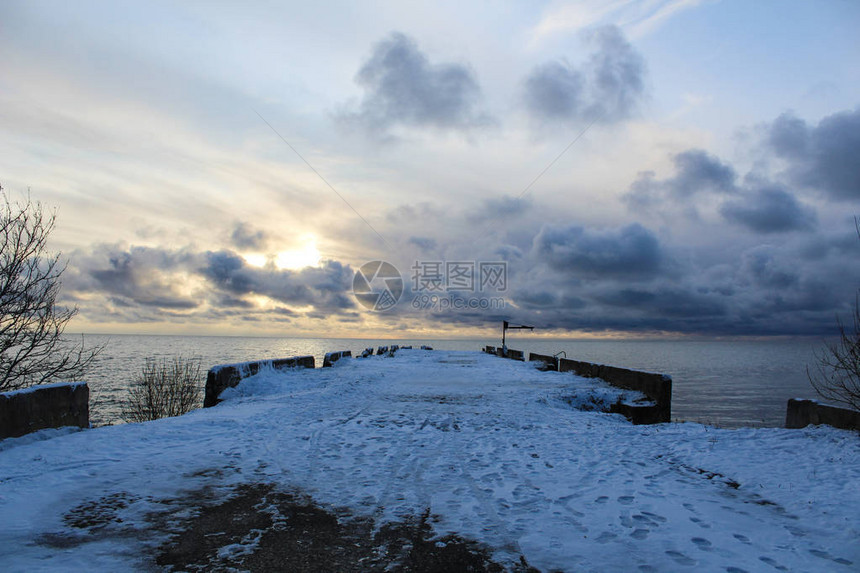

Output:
xmin=275 ymin=236 xmax=321 ymax=270
xmin=242 ymin=253 xmax=268 ymax=267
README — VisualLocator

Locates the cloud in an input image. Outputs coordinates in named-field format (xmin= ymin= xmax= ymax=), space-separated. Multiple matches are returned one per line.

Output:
xmin=469 ymin=195 xmax=532 ymax=222
xmin=230 ymin=221 xmax=269 ymax=250
xmin=624 ymin=149 xmax=736 ymax=208
xmin=533 ymin=222 xmax=663 ymax=279
xmin=202 ymin=251 xmax=355 ymax=310
xmin=622 ymin=144 xmax=817 ymax=234
xmin=340 ymin=32 xmax=491 ymax=136
xmin=81 ymin=245 xmax=202 ymax=310
xmin=524 ymin=61 xmax=584 ymax=121
xmin=768 ymin=108 xmax=860 ymax=200
xmin=720 ymin=187 xmax=817 ymax=233
xmin=740 ymin=246 xmax=799 ymax=289
xmin=408 ymin=236 xmax=437 ymax=251
xmin=64 ymin=244 xmax=356 ymax=327
xmin=593 ymin=286 xmax=727 ymax=318
xmin=668 ymin=150 xmax=737 ymax=196
xmin=524 ymin=26 xmax=646 ymax=125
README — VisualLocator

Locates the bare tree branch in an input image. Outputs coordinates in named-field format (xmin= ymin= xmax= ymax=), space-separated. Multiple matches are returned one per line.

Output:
xmin=0 ymin=186 xmax=102 ymax=391
xmin=807 ymin=219 xmax=860 ymax=412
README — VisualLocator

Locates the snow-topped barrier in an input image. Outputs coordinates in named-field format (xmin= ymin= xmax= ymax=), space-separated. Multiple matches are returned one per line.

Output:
xmin=204 ymin=356 xmax=315 ymax=407
xmin=323 ymin=350 xmax=352 ymax=367
xmin=486 ymin=346 xmax=525 ymax=361
xmin=0 ymin=382 xmax=89 ymax=439
xmin=528 ymin=353 xmax=559 ymax=371
xmin=785 ymin=399 xmax=860 ymax=430
xmin=556 ymin=358 xmax=672 ymax=424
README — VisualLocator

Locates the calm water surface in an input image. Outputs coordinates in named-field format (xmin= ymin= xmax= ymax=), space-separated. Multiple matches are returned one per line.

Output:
xmin=77 ymin=334 xmax=823 ymax=429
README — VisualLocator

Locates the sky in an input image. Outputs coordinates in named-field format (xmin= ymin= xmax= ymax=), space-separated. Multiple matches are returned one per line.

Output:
xmin=1 ymin=0 xmax=859 ymax=338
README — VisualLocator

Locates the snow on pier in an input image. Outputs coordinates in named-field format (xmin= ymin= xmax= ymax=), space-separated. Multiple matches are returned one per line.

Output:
xmin=0 ymin=349 xmax=857 ymax=571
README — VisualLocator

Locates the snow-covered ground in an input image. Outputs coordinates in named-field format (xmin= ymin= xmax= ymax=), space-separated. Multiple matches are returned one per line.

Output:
xmin=0 ymin=349 xmax=857 ymax=571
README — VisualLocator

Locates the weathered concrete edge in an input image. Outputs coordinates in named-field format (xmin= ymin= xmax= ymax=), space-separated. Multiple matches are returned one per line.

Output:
xmin=0 ymin=382 xmax=89 ymax=439
xmin=486 ymin=346 xmax=525 ymax=361
xmin=528 ymin=353 xmax=559 ymax=371
xmin=557 ymin=358 xmax=672 ymax=425
xmin=323 ymin=350 xmax=353 ymax=368
xmin=204 ymin=356 xmax=315 ymax=408
xmin=785 ymin=398 xmax=860 ymax=431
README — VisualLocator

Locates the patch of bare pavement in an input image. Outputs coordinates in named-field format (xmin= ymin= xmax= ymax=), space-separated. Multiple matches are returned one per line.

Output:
xmin=153 ymin=482 xmax=541 ymax=572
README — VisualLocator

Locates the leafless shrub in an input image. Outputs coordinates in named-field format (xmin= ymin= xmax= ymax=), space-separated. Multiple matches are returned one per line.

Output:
xmin=808 ymin=295 xmax=860 ymax=412
xmin=0 ymin=186 xmax=101 ymax=391
xmin=807 ymin=217 xmax=860 ymax=412
xmin=123 ymin=357 xmax=202 ymax=422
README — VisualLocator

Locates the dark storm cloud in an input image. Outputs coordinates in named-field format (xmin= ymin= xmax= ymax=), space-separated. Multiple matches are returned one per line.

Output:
xmin=740 ymin=247 xmax=799 ymax=289
xmin=585 ymin=26 xmax=646 ymax=122
xmin=64 ymin=244 xmax=356 ymax=325
xmin=533 ymin=222 xmax=663 ymax=279
xmin=342 ymin=32 xmax=491 ymax=135
xmin=593 ymin=287 xmax=727 ymax=318
xmin=524 ymin=61 xmax=584 ymax=121
xmin=202 ymin=251 xmax=355 ymax=310
xmin=408 ymin=202 xmax=860 ymax=337
xmin=669 ymin=150 xmax=737 ymax=196
xmin=768 ymin=108 xmax=860 ymax=200
xmin=623 ymin=143 xmax=818 ymax=234
xmin=720 ymin=187 xmax=817 ymax=233
xmin=524 ymin=25 xmax=645 ymax=124
xmin=468 ymin=195 xmax=532 ymax=222
xmin=624 ymin=149 xmax=736 ymax=208
xmin=82 ymin=245 xmax=201 ymax=310
xmin=230 ymin=221 xmax=268 ymax=250
xmin=514 ymin=289 xmax=558 ymax=309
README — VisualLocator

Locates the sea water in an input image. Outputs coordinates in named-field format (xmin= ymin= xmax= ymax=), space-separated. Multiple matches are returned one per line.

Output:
xmin=75 ymin=334 xmax=823 ymax=428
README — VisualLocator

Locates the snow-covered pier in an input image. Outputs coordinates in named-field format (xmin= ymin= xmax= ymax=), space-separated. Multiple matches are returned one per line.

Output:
xmin=0 ymin=349 xmax=858 ymax=571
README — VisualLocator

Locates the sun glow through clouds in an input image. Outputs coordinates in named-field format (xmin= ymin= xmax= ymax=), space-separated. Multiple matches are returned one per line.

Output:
xmin=276 ymin=236 xmax=321 ymax=270
xmin=242 ymin=253 xmax=267 ymax=267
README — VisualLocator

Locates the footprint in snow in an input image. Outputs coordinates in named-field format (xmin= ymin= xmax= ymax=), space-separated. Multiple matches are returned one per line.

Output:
xmin=641 ymin=511 xmax=667 ymax=523
xmin=630 ymin=528 xmax=650 ymax=540
xmin=691 ymin=537 xmax=712 ymax=551
xmin=618 ymin=495 xmax=634 ymax=505
xmin=732 ymin=533 xmax=751 ymax=544
xmin=596 ymin=531 xmax=617 ymax=544
xmin=689 ymin=516 xmax=711 ymax=529
xmin=809 ymin=549 xmax=853 ymax=566
xmin=665 ymin=550 xmax=696 ymax=566
xmin=758 ymin=556 xmax=788 ymax=571
xmin=595 ymin=496 xmax=609 ymax=504
xmin=726 ymin=568 xmax=749 ymax=573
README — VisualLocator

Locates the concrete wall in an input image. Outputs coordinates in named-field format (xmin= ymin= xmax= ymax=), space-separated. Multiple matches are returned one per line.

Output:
xmin=558 ymin=358 xmax=672 ymax=424
xmin=490 ymin=347 xmax=525 ymax=361
xmin=0 ymin=382 xmax=89 ymax=439
xmin=506 ymin=349 xmax=525 ymax=361
xmin=785 ymin=398 xmax=860 ymax=430
xmin=204 ymin=356 xmax=315 ymax=408
xmin=528 ymin=353 xmax=559 ymax=371
xmin=323 ymin=350 xmax=352 ymax=367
